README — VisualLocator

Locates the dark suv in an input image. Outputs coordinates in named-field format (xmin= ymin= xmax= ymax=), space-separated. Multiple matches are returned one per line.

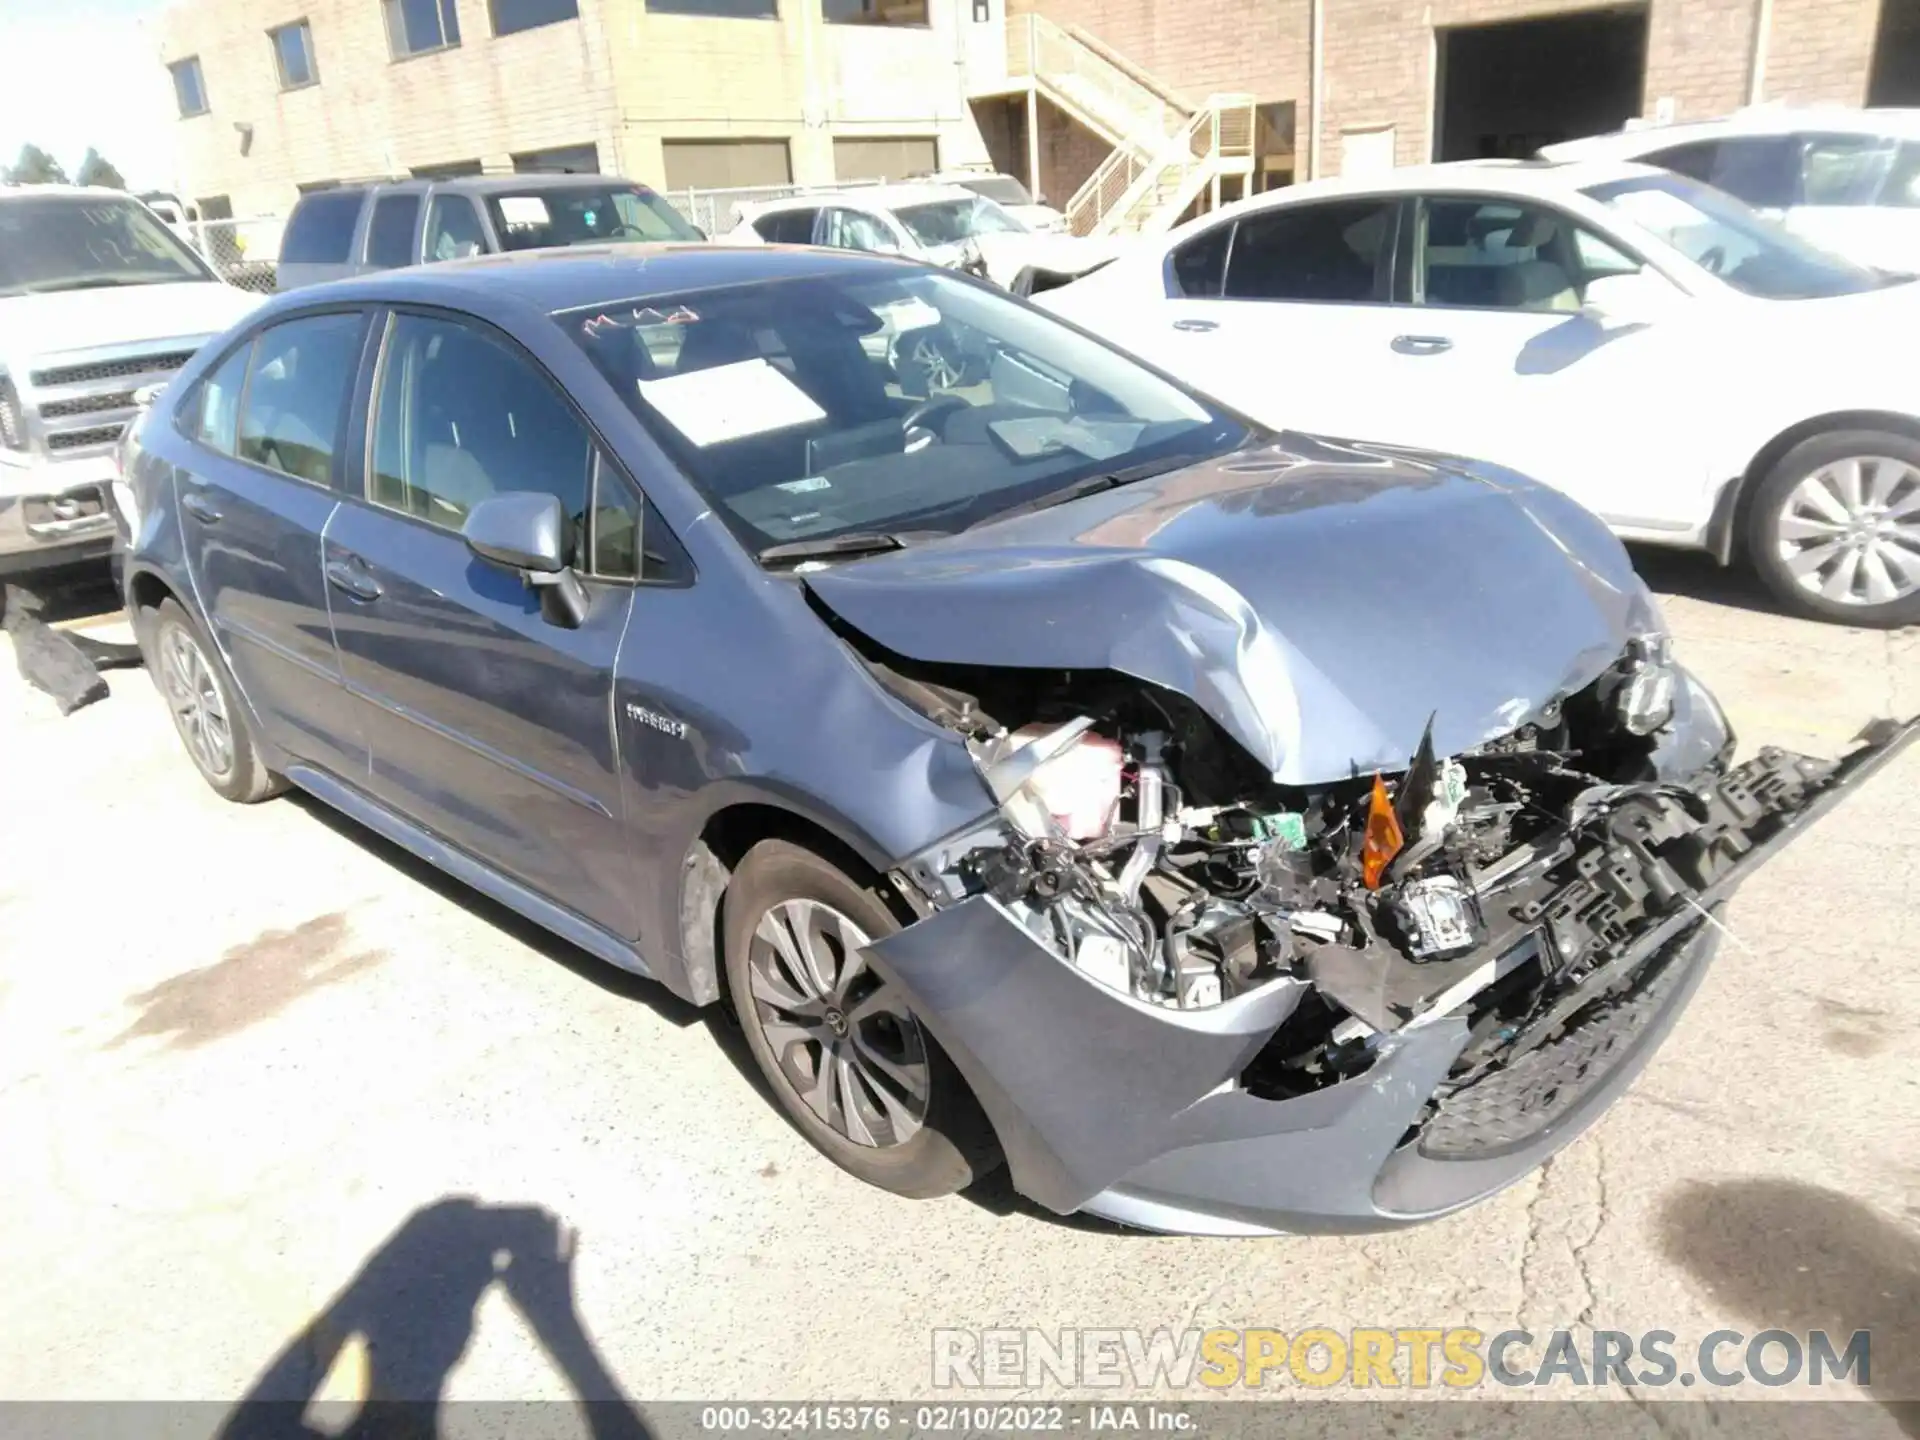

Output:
xmin=116 ymin=245 xmax=1914 ymax=1235
xmin=275 ymin=173 xmax=702 ymax=291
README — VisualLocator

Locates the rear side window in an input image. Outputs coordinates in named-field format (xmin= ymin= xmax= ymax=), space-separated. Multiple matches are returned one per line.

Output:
xmin=281 ymin=190 xmax=364 ymax=264
xmin=424 ymin=194 xmax=489 ymax=261
xmin=366 ymin=193 xmax=422 ymax=267
xmin=237 ymin=313 xmax=365 ymax=484
xmin=1169 ymin=221 xmax=1231 ymax=297
xmin=1643 ymin=140 xmax=1720 ymax=185
xmin=186 ymin=342 xmax=254 ymax=454
xmin=755 ymin=207 xmax=820 ymax=244
xmin=1224 ymin=199 xmax=1395 ymax=303
xmin=1648 ymin=137 xmax=1796 ymax=209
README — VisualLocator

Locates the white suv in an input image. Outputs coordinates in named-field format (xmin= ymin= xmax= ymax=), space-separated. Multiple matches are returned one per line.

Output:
xmin=1542 ymin=109 xmax=1920 ymax=274
xmin=1 ymin=187 xmax=260 ymax=578
xmin=1040 ymin=158 xmax=1920 ymax=626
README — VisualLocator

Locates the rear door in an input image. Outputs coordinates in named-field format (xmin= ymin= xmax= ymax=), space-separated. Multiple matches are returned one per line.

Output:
xmin=174 ymin=310 xmax=370 ymax=778
xmin=324 ymin=308 xmax=639 ymax=936
xmin=1088 ymin=196 xmax=1409 ymax=439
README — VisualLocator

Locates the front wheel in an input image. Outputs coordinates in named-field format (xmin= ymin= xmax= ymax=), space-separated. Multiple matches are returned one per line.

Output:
xmin=1745 ymin=430 xmax=1920 ymax=628
xmin=723 ymin=839 xmax=999 ymax=1198
xmin=145 ymin=598 xmax=282 ymax=802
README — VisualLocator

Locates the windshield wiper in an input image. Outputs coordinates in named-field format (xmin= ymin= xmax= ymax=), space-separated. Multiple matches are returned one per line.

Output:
xmin=757 ymin=530 xmax=927 ymax=566
xmin=970 ymin=455 xmax=1196 ymax=527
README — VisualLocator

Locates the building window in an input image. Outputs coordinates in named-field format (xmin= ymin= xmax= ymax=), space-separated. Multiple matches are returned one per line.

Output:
xmin=511 ymin=143 xmax=600 ymax=174
xmin=169 ymin=57 xmax=208 ymax=117
xmin=832 ymin=135 xmax=937 ymax=181
xmin=647 ymin=0 xmax=777 ymax=15
xmin=411 ymin=159 xmax=485 ymax=179
xmin=822 ymin=0 xmax=928 ymax=25
xmin=661 ymin=139 xmax=793 ymax=190
xmin=270 ymin=20 xmax=319 ymax=89
xmin=489 ymin=0 xmax=578 ymax=35
xmin=385 ymin=0 xmax=461 ymax=58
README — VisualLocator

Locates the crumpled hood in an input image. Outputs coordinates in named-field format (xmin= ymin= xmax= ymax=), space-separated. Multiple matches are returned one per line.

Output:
xmin=1 ymin=280 xmax=261 ymax=373
xmin=805 ymin=433 xmax=1663 ymax=785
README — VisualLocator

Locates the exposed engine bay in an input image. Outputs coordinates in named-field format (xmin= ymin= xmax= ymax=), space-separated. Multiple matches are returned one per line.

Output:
xmin=866 ymin=625 xmax=1916 ymax=1108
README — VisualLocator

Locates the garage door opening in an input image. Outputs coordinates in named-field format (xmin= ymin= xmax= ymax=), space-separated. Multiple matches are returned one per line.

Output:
xmin=1435 ymin=6 xmax=1648 ymax=161
xmin=1870 ymin=0 xmax=1920 ymax=105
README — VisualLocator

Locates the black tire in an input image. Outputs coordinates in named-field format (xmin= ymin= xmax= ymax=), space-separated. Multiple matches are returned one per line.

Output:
xmin=144 ymin=598 xmax=282 ymax=803
xmin=1745 ymin=429 xmax=1920 ymax=628
xmin=723 ymin=839 xmax=1000 ymax=1198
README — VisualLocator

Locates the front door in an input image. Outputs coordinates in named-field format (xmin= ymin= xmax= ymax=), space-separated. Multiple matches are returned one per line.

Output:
xmin=174 ymin=310 xmax=369 ymax=779
xmin=324 ymin=309 xmax=638 ymax=936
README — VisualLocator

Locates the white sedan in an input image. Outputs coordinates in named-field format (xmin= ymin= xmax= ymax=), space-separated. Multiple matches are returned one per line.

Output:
xmin=1038 ymin=158 xmax=1920 ymax=627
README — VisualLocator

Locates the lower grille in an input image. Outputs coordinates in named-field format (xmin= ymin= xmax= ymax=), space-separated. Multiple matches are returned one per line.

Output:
xmin=45 ymin=423 xmax=127 ymax=453
xmin=32 ymin=350 xmax=195 ymax=388
xmin=40 ymin=390 xmax=137 ymax=420
xmin=1417 ymin=925 xmax=1703 ymax=1159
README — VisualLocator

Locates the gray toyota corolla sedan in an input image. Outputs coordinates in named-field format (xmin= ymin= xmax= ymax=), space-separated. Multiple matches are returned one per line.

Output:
xmin=113 ymin=245 xmax=1914 ymax=1235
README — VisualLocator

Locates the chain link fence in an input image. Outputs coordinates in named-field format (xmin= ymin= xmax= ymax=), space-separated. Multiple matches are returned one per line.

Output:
xmin=660 ymin=178 xmax=891 ymax=236
xmin=179 ymin=216 xmax=285 ymax=294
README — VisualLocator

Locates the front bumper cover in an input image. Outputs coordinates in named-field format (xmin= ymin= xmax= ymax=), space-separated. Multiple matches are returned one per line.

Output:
xmin=0 ymin=456 xmax=119 ymax=575
xmin=868 ymin=715 xmax=1919 ymax=1235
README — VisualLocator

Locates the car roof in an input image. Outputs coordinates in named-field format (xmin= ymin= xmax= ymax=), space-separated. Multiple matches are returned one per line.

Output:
xmin=0 ymin=184 xmax=141 ymax=200
xmin=249 ymin=242 xmax=912 ymax=319
xmin=746 ymin=182 xmax=978 ymax=216
xmin=1543 ymin=106 xmax=1920 ymax=159
xmin=300 ymin=172 xmax=649 ymax=201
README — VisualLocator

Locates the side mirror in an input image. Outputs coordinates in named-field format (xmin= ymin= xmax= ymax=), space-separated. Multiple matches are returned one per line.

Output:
xmin=462 ymin=491 xmax=589 ymax=628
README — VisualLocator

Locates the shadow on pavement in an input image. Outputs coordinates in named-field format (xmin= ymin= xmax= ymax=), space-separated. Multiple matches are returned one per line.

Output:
xmin=1659 ymin=1177 xmax=1920 ymax=1436
xmin=1626 ymin=544 xmax=1791 ymax=620
xmin=219 ymin=1197 xmax=650 ymax=1440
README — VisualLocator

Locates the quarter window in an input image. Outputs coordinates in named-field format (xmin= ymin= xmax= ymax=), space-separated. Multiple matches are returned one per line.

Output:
xmin=369 ymin=313 xmax=591 ymax=540
xmin=384 ymin=0 xmax=461 ymax=58
xmin=236 ymin=313 xmax=365 ymax=485
xmin=1223 ymin=198 xmax=1394 ymax=303
xmin=270 ymin=20 xmax=318 ymax=89
xmin=1797 ymin=133 xmax=1903 ymax=206
xmin=187 ymin=342 xmax=254 ymax=454
xmin=1168 ymin=222 xmax=1231 ymax=297
xmin=366 ymin=193 xmax=422 ymax=268
xmin=169 ymin=57 xmax=208 ymax=117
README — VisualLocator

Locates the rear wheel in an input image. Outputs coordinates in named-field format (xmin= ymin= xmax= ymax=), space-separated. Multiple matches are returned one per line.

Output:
xmin=1746 ymin=430 xmax=1920 ymax=627
xmin=146 ymin=598 xmax=281 ymax=803
xmin=723 ymin=839 xmax=999 ymax=1197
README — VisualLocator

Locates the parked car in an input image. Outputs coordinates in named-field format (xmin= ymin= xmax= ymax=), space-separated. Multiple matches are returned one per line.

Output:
xmin=1541 ymin=108 xmax=1920 ymax=273
xmin=116 ymin=246 xmax=1914 ymax=1234
xmin=1039 ymin=157 xmax=1920 ymax=626
xmin=0 ymin=185 xmax=261 ymax=578
xmin=276 ymin=173 xmax=703 ymax=291
xmin=912 ymin=168 xmax=1067 ymax=232
xmin=725 ymin=183 xmax=1109 ymax=290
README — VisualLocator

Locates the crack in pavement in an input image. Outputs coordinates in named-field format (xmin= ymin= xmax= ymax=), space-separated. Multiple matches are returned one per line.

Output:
xmin=1514 ymin=1162 xmax=1552 ymax=1335
xmin=1569 ymin=1135 xmax=1611 ymax=1335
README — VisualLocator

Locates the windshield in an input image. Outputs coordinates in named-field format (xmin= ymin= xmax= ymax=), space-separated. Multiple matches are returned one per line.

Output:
xmin=956 ymin=175 xmax=1035 ymax=207
xmin=1584 ymin=172 xmax=1892 ymax=299
xmin=484 ymin=185 xmax=703 ymax=251
xmin=893 ymin=197 xmax=1028 ymax=247
xmin=0 ymin=195 xmax=213 ymax=297
xmin=561 ymin=267 xmax=1244 ymax=556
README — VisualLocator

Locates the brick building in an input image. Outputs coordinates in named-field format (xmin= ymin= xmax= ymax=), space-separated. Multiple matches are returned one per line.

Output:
xmin=153 ymin=0 xmax=1006 ymax=220
xmin=965 ymin=0 xmax=1920 ymax=233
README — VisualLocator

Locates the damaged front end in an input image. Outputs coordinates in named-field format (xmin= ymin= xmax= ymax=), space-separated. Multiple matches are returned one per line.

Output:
xmin=862 ymin=639 xmax=1918 ymax=1233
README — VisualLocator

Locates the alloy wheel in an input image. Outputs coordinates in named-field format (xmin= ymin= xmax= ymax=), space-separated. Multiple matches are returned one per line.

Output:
xmin=1775 ymin=456 xmax=1920 ymax=608
xmin=160 ymin=624 xmax=234 ymax=780
xmin=746 ymin=898 xmax=930 ymax=1148
xmin=910 ymin=335 xmax=963 ymax=392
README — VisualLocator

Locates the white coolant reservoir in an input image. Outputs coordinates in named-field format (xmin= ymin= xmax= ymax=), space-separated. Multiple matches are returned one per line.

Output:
xmin=1006 ymin=724 xmax=1125 ymax=841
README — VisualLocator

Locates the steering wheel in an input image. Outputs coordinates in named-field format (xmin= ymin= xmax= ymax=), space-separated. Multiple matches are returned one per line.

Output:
xmin=609 ymin=223 xmax=649 ymax=240
xmin=902 ymin=394 xmax=969 ymax=448
xmin=1697 ymin=245 xmax=1726 ymax=275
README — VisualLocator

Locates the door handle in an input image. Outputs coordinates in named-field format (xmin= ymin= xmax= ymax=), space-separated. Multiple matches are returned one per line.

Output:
xmin=324 ymin=556 xmax=383 ymax=603
xmin=1172 ymin=317 xmax=1220 ymax=333
xmin=180 ymin=491 xmax=223 ymax=524
xmin=1391 ymin=334 xmax=1453 ymax=355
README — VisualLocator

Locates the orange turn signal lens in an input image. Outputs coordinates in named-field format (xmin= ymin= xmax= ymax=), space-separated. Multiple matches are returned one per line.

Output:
xmin=1361 ymin=772 xmax=1405 ymax=891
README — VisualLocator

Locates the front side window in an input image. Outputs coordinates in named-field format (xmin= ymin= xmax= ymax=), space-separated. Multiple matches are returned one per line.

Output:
xmin=385 ymin=0 xmax=461 ymax=57
xmin=561 ymin=266 xmax=1243 ymax=557
xmin=369 ymin=313 xmax=590 ymax=535
xmin=489 ymin=0 xmax=578 ymax=34
xmin=424 ymin=194 xmax=488 ymax=261
xmin=169 ymin=57 xmax=208 ymax=117
xmin=819 ymin=208 xmax=897 ymax=252
xmin=1586 ymin=171 xmax=1891 ymax=299
xmin=1223 ymin=198 xmax=1394 ymax=302
xmin=1797 ymin=133 xmax=1902 ymax=207
xmin=0 ymin=195 xmax=213 ymax=298
xmin=270 ymin=20 xmax=318 ymax=89
xmin=484 ymin=185 xmax=702 ymax=250
xmin=1415 ymin=197 xmax=1604 ymax=312
xmin=366 ymin=193 xmax=422 ymax=268
xmin=892 ymin=196 xmax=1025 ymax=246
xmin=237 ymin=312 xmax=365 ymax=485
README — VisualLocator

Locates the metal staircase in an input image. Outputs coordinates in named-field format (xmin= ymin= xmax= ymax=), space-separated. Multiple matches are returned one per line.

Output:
xmin=980 ymin=15 xmax=1255 ymax=238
